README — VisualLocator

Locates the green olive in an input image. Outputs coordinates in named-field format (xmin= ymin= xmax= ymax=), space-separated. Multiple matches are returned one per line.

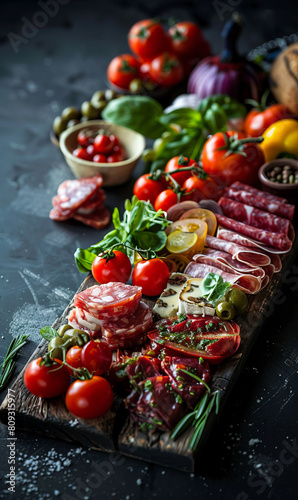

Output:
xmin=90 ymin=99 xmax=107 ymax=112
xmin=48 ymin=337 xmax=65 ymax=360
xmin=57 ymin=324 xmax=73 ymax=337
xmin=129 ymin=78 xmax=143 ymax=94
xmin=61 ymin=106 xmax=80 ymax=122
xmin=81 ymin=101 xmax=100 ymax=119
xmin=53 ymin=116 xmax=67 ymax=136
xmin=61 ymin=333 xmax=77 ymax=347
xmin=216 ymin=301 xmax=235 ymax=321
xmin=142 ymin=149 xmax=156 ymax=162
xmin=105 ymin=89 xmax=117 ymax=101
xmin=225 ymin=288 xmax=249 ymax=315
xmin=76 ymin=332 xmax=90 ymax=347
xmin=66 ymin=118 xmax=80 ymax=128
xmin=91 ymin=90 xmax=106 ymax=102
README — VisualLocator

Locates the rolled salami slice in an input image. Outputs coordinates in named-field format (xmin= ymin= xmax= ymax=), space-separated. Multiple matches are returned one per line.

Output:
xmin=185 ymin=262 xmax=261 ymax=294
xmin=101 ymin=301 xmax=153 ymax=349
xmin=224 ymin=187 xmax=295 ymax=221
xmin=205 ymin=234 xmax=271 ymax=267
xmin=219 ymin=197 xmax=290 ymax=236
xmin=230 ymin=181 xmax=288 ymax=203
xmin=74 ymin=283 xmax=142 ymax=320
xmin=216 ymin=214 xmax=292 ymax=252
xmin=194 ymin=248 xmax=266 ymax=278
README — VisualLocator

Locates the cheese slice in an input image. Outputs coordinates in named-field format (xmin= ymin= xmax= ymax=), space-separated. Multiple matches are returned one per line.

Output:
xmin=178 ymin=278 xmax=215 ymax=316
xmin=152 ymin=272 xmax=191 ymax=318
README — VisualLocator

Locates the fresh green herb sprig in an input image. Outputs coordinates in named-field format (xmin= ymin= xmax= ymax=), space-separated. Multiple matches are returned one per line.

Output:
xmin=171 ymin=371 xmax=220 ymax=452
xmin=0 ymin=334 xmax=29 ymax=391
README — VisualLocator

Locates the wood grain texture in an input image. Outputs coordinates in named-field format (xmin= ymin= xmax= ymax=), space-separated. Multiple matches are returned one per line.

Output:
xmin=1 ymin=239 xmax=297 ymax=471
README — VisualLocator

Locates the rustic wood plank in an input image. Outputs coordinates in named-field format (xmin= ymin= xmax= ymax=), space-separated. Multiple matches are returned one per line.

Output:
xmin=1 ymin=238 xmax=297 ymax=471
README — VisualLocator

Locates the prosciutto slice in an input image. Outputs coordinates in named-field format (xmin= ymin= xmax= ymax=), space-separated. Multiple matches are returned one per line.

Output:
xmin=194 ymin=248 xmax=266 ymax=278
xmin=218 ymin=197 xmax=291 ymax=236
xmin=224 ymin=187 xmax=295 ymax=221
xmin=230 ymin=181 xmax=288 ymax=203
xmin=205 ymin=234 xmax=271 ymax=267
xmin=216 ymin=214 xmax=292 ymax=252
xmin=185 ymin=262 xmax=261 ymax=294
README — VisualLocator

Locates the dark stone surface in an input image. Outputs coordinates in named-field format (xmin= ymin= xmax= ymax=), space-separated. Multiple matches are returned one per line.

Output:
xmin=0 ymin=1 xmax=298 ymax=499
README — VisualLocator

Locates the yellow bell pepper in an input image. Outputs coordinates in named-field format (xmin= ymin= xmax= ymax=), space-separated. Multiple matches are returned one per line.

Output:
xmin=260 ymin=119 xmax=298 ymax=162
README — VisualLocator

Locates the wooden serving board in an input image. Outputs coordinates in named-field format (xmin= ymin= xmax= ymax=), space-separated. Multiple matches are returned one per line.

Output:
xmin=1 ymin=240 xmax=297 ymax=472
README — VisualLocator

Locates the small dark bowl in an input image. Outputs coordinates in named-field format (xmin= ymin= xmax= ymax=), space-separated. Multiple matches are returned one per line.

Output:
xmin=258 ymin=159 xmax=298 ymax=203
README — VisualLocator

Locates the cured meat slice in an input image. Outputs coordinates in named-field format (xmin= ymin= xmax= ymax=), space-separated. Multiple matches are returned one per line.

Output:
xmin=101 ymin=301 xmax=153 ymax=349
xmin=224 ymin=187 xmax=295 ymax=221
xmin=185 ymin=262 xmax=261 ymax=294
xmin=216 ymin=214 xmax=292 ymax=252
xmin=68 ymin=308 xmax=101 ymax=338
xmin=56 ymin=175 xmax=103 ymax=216
xmin=73 ymin=205 xmax=111 ymax=229
xmin=194 ymin=249 xmax=266 ymax=278
xmin=205 ymin=235 xmax=271 ymax=267
xmin=230 ymin=181 xmax=288 ymax=203
xmin=217 ymin=227 xmax=287 ymax=260
xmin=218 ymin=197 xmax=291 ymax=236
xmin=76 ymin=188 xmax=106 ymax=215
xmin=260 ymin=251 xmax=282 ymax=273
xmin=74 ymin=283 xmax=142 ymax=320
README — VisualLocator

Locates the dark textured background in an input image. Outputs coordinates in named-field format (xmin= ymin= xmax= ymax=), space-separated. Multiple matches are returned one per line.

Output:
xmin=1 ymin=1 xmax=298 ymax=499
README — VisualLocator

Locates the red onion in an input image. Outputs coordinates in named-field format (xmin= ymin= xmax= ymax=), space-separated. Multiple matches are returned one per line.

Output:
xmin=187 ymin=14 xmax=264 ymax=103
xmin=198 ymin=199 xmax=223 ymax=215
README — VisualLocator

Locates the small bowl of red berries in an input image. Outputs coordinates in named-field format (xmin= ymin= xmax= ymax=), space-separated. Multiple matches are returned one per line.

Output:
xmin=59 ymin=120 xmax=145 ymax=186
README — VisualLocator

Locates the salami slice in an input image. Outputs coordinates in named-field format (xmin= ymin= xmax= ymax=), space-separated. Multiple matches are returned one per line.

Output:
xmin=224 ymin=187 xmax=295 ymax=221
xmin=194 ymin=248 xmax=266 ymax=278
xmin=219 ymin=197 xmax=291 ymax=236
xmin=73 ymin=205 xmax=111 ymax=229
xmin=56 ymin=175 xmax=103 ymax=214
xmin=230 ymin=181 xmax=288 ymax=203
xmin=216 ymin=214 xmax=292 ymax=252
xmin=217 ymin=227 xmax=286 ymax=260
xmin=205 ymin=235 xmax=271 ymax=267
xmin=76 ymin=188 xmax=106 ymax=215
xmin=68 ymin=308 xmax=101 ymax=338
xmin=185 ymin=262 xmax=261 ymax=294
xmin=101 ymin=301 xmax=153 ymax=349
xmin=74 ymin=283 xmax=142 ymax=320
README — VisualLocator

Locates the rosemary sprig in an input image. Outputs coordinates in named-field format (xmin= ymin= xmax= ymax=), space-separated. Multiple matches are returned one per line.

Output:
xmin=171 ymin=388 xmax=221 ymax=451
xmin=0 ymin=334 xmax=29 ymax=391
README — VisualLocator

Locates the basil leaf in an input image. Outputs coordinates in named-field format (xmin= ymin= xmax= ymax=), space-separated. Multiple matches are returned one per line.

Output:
xmin=201 ymin=272 xmax=231 ymax=306
xmin=40 ymin=326 xmax=59 ymax=341
xmin=133 ymin=230 xmax=167 ymax=252
xmin=74 ymin=248 xmax=96 ymax=273
xmin=102 ymin=96 xmax=167 ymax=139
xmin=160 ymin=108 xmax=203 ymax=131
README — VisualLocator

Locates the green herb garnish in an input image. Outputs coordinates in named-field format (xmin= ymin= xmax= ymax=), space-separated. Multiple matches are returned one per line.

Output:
xmin=0 ymin=334 xmax=29 ymax=391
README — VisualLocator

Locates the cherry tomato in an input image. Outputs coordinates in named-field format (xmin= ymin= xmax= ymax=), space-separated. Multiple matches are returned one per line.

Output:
xmin=107 ymin=54 xmax=140 ymax=90
xmin=148 ymin=53 xmax=184 ymax=87
xmin=92 ymin=250 xmax=132 ymax=284
xmin=77 ymin=130 xmax=94 ymax=147
xmin=165 ymin=155 xmax=196 ymax=186
xmin=66 ymin=346 xmax=83 ymax=376
xmin=169 ymin=21 xmax=211 ymax=60
xmin=81 ymin=340 xmax=112 ymax=376
xmin=94 ymin=134 xmax=115 ymax=154
xmin=182 ymin=175 xmax=220 ymax=200
xmin=201 ymin=131 xmax=265 ymax=187
xmin=133 ymin=174 xmax=166 ymax=205
xmin=132 ymin=258 xmax=170 ymax=296
xmin=86 ymin=144 xmax=96 ymax=158
xmin=93 ymin=154 xmax=107 ymax=163
xmin=128 ymin=19 xmax=170 ymax=60
xmin=244 ymin=104 xmax=293 ymax=137
xmin=154 ymin=189 xmax=178 ymax=213
xmin=24 ymin=357 xmax=70 ymax=398
xmin=106 ymin=153 xmax=125 ymax=163
xmin=65 ymin=376 xmax=114 ymax=419
xmin=72 ymin=148 xmax=92 ymax=161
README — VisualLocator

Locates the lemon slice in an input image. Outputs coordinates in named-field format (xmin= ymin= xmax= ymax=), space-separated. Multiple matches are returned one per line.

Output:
xmin=180 ymin=208 xmax=217 ymax=236
xmin=166 ymin=230 xmax=198 ymax=256
xmin=165 ymin=218 xmax=208 ymax=253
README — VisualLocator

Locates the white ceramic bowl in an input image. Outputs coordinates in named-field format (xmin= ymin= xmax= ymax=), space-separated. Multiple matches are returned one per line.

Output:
xmin=59 ymin=120 xmax=146 ymax=186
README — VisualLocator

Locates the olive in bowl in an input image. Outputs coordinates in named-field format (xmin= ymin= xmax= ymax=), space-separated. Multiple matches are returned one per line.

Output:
xmin=258 ymin=158 xmax=298 ymax=202
xmin=59 ymin=120 xmax=145 ymax=187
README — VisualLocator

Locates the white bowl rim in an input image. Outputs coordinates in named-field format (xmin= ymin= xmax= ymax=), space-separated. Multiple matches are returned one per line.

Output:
xmin=59 ymin=120 xmax=146 ymax=168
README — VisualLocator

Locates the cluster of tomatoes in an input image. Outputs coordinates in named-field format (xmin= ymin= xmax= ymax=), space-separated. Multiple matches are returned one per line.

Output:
xmin=73 ymin=129 xmax=126 ymax=163
xmin=24 ymin=338 xmax=114 ymax=420
xmin=133 ymin=155 xmax=220 ymax=212
xmin=107 ymin=19 xmax=210 ymax=91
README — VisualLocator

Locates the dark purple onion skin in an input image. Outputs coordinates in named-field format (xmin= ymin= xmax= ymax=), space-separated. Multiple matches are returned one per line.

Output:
xmin=198 ymin=199 xmax=223 ymax=215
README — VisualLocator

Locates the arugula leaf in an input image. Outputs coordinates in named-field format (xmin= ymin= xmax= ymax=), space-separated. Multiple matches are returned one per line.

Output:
xmin=102 ymin=96 xmax=167 ymax=140
xmin=200 ymin=272 xmax=231 ymax=306
xmin=40 ymin=326 xmax=59 ymax=342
